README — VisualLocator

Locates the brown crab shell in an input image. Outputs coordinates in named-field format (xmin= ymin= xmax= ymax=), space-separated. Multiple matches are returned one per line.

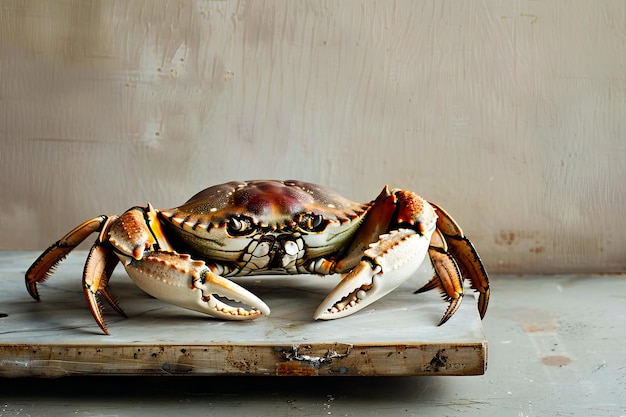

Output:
xmin=159 ymin=180 xmax=371 ymax=232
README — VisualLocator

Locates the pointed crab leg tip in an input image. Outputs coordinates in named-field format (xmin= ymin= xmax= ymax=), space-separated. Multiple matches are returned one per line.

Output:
xmin=478 ymin=289 xmax=490 ymax=319
xmin=478 ymin=299 xmax=488 ymax=320
xmin=437 ymin=296 xmax=462 ymax=326
xmin=437 ymin=315 xmax=452 ymax=326
xmin=26 ymin=284 xmax=41 ymax=301
xmin=91 ymin=310 xmax=111 ymax=335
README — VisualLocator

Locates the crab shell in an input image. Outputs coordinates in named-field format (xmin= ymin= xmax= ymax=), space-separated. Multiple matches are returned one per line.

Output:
xmin=158 ymin=180 xmax=371 ymax=266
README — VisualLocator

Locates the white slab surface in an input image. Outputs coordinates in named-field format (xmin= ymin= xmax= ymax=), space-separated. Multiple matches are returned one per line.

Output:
xmin=0 ymin=252 xmax=486 ymax=377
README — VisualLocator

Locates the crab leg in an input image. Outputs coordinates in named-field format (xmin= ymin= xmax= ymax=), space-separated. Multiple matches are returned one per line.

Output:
xmin=426 ymin=202 xmax=490 ymax=319
xmin=120 ymin=250 xmax=270 ymax=320
xmin=25 ymin=215 xmax=115 ymax=301
xmin=415 ymin=228 xmax=465 ymax=325
xmin=314 ymin=228 xmax=430 ymax=320
xmin=83 ymin=241 xmax=126 ymax=335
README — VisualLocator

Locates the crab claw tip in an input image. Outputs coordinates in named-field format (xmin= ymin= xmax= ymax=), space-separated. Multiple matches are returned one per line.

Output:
xmin=198 ymin=273 xmax=271 ymax=319
xmin=313 ymin=263 xmax=384 ymax=321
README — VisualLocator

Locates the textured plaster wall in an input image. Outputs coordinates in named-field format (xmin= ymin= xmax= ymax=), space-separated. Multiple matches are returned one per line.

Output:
xmin=1 ymin=0 xmax=625 ymax=274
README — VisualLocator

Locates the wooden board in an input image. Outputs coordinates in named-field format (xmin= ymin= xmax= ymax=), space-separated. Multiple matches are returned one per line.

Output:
xmin=0 ymin=252 xmax=487 ymax=378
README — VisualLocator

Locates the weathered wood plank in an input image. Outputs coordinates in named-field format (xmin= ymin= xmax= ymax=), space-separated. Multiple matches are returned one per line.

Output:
xmin=0 ymin=252 xmax=487 ymax=377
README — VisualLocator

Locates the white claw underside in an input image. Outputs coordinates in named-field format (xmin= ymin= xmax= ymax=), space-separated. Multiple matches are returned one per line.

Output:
xmin=313 ymin=229 xmax=430 ymax=320
xmin=123 ymin=251 xmax=270 ymax=320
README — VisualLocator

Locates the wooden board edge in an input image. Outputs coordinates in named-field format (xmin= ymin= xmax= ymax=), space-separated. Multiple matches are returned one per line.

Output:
xmin=0 ymin=341 xmax=487 ymax=378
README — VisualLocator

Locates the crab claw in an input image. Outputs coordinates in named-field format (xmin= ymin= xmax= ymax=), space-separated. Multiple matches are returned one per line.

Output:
xmin=122 ymin=251 xmax=270 ymax=320
xmin=314 ymin=229 xmax=430 ymax=320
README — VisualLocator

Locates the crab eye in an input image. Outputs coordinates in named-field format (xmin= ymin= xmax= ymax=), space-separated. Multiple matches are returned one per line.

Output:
xmin=299 ymin=213 xmax=326 ymax=232
xmin=311 ymin=214 xmax=323 ymax=229
xmin=226 ymin=216 xmax=256 ymax=236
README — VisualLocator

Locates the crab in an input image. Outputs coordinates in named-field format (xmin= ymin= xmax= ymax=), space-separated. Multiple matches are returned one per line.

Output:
xmin=25 ymin=180 xmax=490 ymax=335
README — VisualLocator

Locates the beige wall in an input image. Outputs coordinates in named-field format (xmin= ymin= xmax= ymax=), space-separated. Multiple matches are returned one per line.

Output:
xmin=1 ymin=0 xmax=624 ymax=274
